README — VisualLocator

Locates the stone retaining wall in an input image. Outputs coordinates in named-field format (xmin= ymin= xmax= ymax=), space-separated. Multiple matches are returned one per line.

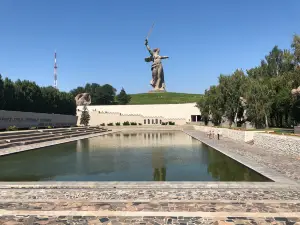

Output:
xmin=79 ymin=111 xmax=186 ymax=126
xmin=193 ymin=125 xmax=249 ymax=142
xmin=253 ymin=132 xmax=300 ymax=157
xmin=193 ymin=125 xmax=300 ymax=157
xmin=0 ymin=110 xmax=77 ymax=129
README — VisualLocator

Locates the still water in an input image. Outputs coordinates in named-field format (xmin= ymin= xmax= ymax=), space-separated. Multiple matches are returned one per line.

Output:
xmin=0 ymin=131 xmax=270 ymax=181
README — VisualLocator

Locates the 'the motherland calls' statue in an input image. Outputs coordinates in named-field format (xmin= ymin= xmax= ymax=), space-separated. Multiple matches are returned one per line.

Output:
xmin=144 ymin=24 xmax=169 ymax=91
xmin=75 ymin=93 xmax=91 ymax=106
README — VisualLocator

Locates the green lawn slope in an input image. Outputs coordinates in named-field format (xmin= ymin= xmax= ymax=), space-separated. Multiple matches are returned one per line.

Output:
xmin=129 ymin=92 xmax=202 ymax=105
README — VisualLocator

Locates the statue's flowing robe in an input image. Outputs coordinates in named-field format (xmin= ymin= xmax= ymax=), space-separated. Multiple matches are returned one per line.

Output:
xmin=145 ymin=55 xmax=165 ymax=89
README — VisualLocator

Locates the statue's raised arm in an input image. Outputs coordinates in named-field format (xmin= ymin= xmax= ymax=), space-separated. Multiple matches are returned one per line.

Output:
xmin=145 ymin=39 xmax=153 ymax=56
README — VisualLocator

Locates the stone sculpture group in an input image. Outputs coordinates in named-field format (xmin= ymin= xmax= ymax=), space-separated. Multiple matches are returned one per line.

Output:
xmin=75 ymin=93 xmax=91 ymax=106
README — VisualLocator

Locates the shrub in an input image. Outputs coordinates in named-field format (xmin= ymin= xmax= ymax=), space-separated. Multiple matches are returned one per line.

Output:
xmin=30 ymin=126 xmax=37 ymax=130
xmin=107 ymin=123 xmax=113 ymax=126
xmin=100 ymin=123 xmax=105 ymax=126
xmin=47 ymin=126 xmax=52 ymax=129
xmin=168 ymin=121 xmax=175 ymax=125
xmin=123 ymin=121 xmax=130 ymax=126
xmin=7 ymin=126 xmax=18 ymax=131
xmin=138 ymin=123 xmax=142 ymax=125
xmin=116 ymin=122 xmax=121 ymax=126
xmin=161 ymin=122 xmax=167 ymax=125
xmin=130 ymin=122 xmax=137 ymax=125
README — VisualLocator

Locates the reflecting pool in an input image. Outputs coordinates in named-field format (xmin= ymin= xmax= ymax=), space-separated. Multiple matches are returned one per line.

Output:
xmin=0 ymin=131 xmax=270 ymax=181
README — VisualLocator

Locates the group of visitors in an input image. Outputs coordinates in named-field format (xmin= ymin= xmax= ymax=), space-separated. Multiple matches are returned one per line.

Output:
xmin=206 ymin=129 xmax=222 ymax=140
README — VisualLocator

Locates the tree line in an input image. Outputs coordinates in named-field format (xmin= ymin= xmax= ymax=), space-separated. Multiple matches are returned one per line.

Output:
xmin=0 ymin=76 xmax=131 ymax=115
xmin=197 ymin=34 xmax=300 ymax=128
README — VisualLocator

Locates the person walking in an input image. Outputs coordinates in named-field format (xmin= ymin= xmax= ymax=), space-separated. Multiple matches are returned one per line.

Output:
xmin=217 ymin=129 xmax=221 ymax=140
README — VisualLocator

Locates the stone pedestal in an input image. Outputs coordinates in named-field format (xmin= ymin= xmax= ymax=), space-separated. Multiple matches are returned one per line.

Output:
xmin=148 ymin=90 xmax=167 ymax=93
xmin=295 ymin=126 xmax=300 ymax=134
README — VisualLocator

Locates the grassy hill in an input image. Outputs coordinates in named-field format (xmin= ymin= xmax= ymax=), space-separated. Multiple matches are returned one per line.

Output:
xmin=129 ymin=92 xmax=202 ymax=105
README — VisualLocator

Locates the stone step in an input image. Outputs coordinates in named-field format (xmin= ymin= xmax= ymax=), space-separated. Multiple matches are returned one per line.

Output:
xmin=1 ymin=186 xmax=299 ymax=201
xmin=65 ymin=130 xmax=104 ymax=138
xmin=57 ymin=129 xmax=104 ymax=136
xmin=51 ymin=130 xmax=82 ymax=136
xmin=0 ymin=130 xmax=39 ymax=138
xmin=1 ymin=130 xmax=99 ymax=144
xmin=42 ymin=128 xmax=104 ymax=135
xmin=3 ymin=133 xmax=56 ymax=143
xmin=0 ymin=214 xmax=299 ymax=225
xmin=20 ymin=135 xmax=67 ymax=145
xmin=0 ymin=142 xmax=13 ymax=149
xmin=0 ymin=201 xmax=299 ymax=213
xmin=61 ymin=131 xmax=98 ymax=138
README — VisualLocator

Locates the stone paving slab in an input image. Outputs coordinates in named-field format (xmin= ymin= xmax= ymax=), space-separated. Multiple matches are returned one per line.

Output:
xmin=0 ymin=214 xmax=300 ymax=224
xmin=0 ymin=215 xmax=299 ymax=225
xmin=183 ymin=130 xmax=300 ymax=183
xmin=1 ymin=182 xmax=298 ymax=190
xmin=1 ymin=188 xmax=300 ymax=201
xmin=1 ymin=201 xmax=300 ymax=213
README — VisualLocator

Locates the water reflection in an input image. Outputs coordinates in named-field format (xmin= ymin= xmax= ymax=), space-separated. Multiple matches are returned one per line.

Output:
xmin=152 ymin=147 xmax=166 ymax=181
xmin=206 ymin=145 xmax=268 ymax=181
xmin=0 ymin=131 xmax=270 ymax=181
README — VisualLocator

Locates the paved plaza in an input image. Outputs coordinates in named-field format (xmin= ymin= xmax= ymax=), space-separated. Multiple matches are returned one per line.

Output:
xmin=0 ymin=129 xmax=300 ymax=224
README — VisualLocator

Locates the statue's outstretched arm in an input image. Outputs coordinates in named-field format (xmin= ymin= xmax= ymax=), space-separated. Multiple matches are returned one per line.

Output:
xmin=145 ymin=39 xmax=153 ymax=55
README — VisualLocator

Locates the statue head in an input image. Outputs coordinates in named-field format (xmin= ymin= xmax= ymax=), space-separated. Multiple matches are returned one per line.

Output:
xmin=153 ymin=48 xmax=160 ymax=55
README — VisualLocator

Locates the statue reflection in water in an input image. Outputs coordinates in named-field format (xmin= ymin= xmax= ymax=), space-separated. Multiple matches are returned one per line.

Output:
xmin=152 ymin=146 xmax=166 ymax=181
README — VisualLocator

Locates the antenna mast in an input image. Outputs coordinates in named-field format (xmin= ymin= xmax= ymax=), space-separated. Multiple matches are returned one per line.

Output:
xmin=54 ymin=51 xmax=58 ymax=89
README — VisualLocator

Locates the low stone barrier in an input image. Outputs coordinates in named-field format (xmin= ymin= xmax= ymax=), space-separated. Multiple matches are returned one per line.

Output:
xmin=193 ymin=125 xmax=300 ymax=157
xmin=193 ymin=125 xmax=262 ymax=143
xmin=253 ymin=132 xmax=300 ymax=157
xmin=193 ymin=125 xmax=247 ymax=142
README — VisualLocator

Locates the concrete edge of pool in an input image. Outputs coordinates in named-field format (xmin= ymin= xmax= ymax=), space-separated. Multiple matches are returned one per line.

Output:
xmin=0 ymin=129 xmax=298 ymax=188
xmin=0 ymin=181 xmax=299 ymax=189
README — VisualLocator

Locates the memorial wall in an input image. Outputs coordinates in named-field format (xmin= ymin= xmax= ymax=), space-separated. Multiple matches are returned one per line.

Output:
xmin=0 ymin=110 xmax=77 ymax=130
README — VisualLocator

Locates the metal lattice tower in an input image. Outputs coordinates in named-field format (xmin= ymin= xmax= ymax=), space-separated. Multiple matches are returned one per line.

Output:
xmin=54 ymin=51 xmax=58 ymax=89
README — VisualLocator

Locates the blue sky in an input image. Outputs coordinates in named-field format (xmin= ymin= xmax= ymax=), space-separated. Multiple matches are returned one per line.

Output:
xmin=1 ymin=0 xmax=300 ymax=94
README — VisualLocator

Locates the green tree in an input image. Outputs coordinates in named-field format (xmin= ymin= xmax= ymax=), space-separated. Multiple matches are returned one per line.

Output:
xmin=292 ymin=34 xmax=300 ymax=66
xmin=265 ymin=46 xmax=283 ymax=77
xmin=70 ymin=86 xmax=85 ymax=98
xmin=196 ymin=95 xmax=209 ymax=125
xmin=80 ymin=105 xmax=90 ymax=126
xmin=244 ymin=79 xmax=275 ymax=128
xmin=219 ymin=69 xmax=245 ymax=126
xmin=206 ymin=86 xmax=224 ymax=126
xmin=0 ymin=75 xmax=4 ymax=109
xmin=2 ymin=78 xmax=16 ymax=111
xmin=116 ymin=88 xmax=131 ymax=105
xmin=13 ymin=80 xmax=43 ymax=112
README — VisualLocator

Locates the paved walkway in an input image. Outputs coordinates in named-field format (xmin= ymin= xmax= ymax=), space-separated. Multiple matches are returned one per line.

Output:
xmin=1 ymin=130 xmax=300 ymax=224
xmin=184 ymin=130 xmax=300 ymax=183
